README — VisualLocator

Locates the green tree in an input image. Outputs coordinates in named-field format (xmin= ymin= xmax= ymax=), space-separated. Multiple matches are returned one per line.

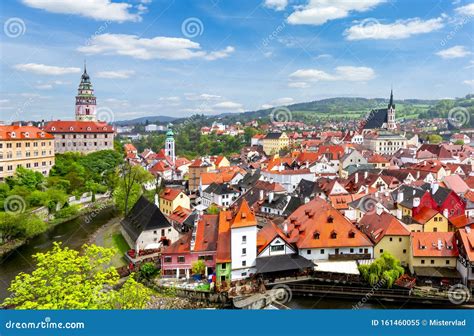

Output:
xmin=2 ymin=243 xmax=151 ymax=309
xmin=114 ymin=163 xmax=153 ymax=214
xmin=207 ymin=204 xmax=220 ymax=215
xmin=427 ymin=134 xmax=443 ymax=144
xmin=137 ymin=262 xmax=159 ymax=281
xmin=191 ymin=260 xmax=206 ymax=275
xmin=7 ymin=166 xmax=45 ymax=191
xmin=358 ymin=252 xmax=404 ymax=288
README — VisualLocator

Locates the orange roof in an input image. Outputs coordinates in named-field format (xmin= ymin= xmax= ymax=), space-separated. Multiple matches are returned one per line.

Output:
xmin=123 ymin=143 xmax=137 ymax=152
xmin=413 ymin=207 xmax=440 ymax=225
xmin=359 ymin=212 xmax=410 ymax=244
xmin=458 ymin=228 xmax=474 ymax=261
xmin=167 ymin=206 xmax=192 ymax=224
xmin=231 ymin=199 xmax=257 ymax=229
xmin=368 ymin=153 xmax=389 ymax=163
xmin=160 ymin=188 xmax=183 ymax=201
xmin=216 ymin=211 xmax=232 ymax=263
xmin=257 ymin=220 xmax=291 ymax=253
xmin=411 ymin=232 xmax=458 ymax=257
xmin=285 ymin=198 xmax=372 ymax=249
xmin=0 ymin=125 xmax=54 ymax=140
xmin=329 ymin=193 xmax=364 ymax=210
xmin=194 ymin=214 xmax=219 ymax=252
xmin=44 ymin=121 xmax=114 ymax=133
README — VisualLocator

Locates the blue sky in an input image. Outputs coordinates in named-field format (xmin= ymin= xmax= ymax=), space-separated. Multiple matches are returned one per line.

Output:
xmin=0 ymin=0 xmax=473 ymax=121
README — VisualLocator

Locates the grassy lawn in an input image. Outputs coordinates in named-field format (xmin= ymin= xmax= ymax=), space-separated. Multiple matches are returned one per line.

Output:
xmin=112 ymin=233 xmax=130 ymax=255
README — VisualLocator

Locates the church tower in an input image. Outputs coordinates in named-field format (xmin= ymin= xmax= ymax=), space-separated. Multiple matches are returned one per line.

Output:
xmin=165 ymin=124 xmax=176 ymax=165
xmin=75 ymin=62 xmax=97 ymax=121
xmin=386 ymin=89 xmax=396 ymax=130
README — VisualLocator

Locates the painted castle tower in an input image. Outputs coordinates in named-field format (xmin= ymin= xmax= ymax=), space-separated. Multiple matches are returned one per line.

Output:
xmin=75 ymin=63 xmax=97 ymax=122
xmin=165 ymin=124 xmax=176 ymax=165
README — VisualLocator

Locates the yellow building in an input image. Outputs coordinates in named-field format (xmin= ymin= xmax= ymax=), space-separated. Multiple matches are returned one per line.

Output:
xmin=188 ymin=158 xmax=215 ymax=192
xmin=408 ymin=232 xmax=458 ymax=274
xmin=413 ymin=208 xmax=449 ymax=232
xmin=262 ymin=132 xmax=289 ymax=155
xmin=359 ymin=212 xmax=411 ymax=266
xmin=159 ymin=188 xmax=190 ymax=216
xmin=0 ymin=125 xmax=55 ymax=181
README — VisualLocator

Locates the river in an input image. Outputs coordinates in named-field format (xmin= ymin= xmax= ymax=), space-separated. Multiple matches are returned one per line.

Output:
xmin=0 ymin=207 xmax=117 ymax=300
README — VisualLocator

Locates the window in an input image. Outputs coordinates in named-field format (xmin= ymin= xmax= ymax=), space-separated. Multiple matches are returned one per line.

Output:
xmin=421 ymin=259 xmax=425 ymax=264
xmin=307 ymin=250 xmax=311 ymax=255
xmin=221 ymin=263 xmax=226 ymax=270
xmin=403 ymin=249 xmax=407 ymax=254
xmin=242 ymin=261 xmax=246 ymax=267
xmin=242 ymin=235 xmax=247 ymax=244
xmin=399 ymin=237 xmax=402 ymax=242
xmin=446 ymin=260 xmax=450 ymax=265
xmin=433 ymin=227 xmax=437 ymax=232
xmin=320 ymin=249 xmax=325 ymax=254
xmin=177 ymin=256 xmax=185 ymax=263
xmin=164 ymin=256 xmax=172 ymax=263
xmin=241 ymin=272 xmax=247 ymax=277
xmin=430 ymin=260 xmax=435 ymax=265
xmin=389 ymin=237 xmax=393 ymax=242
xmin=242 ymin=248 xmax=246 ymax=256
xmin=350 ymin=248 xmax=354 ymax=253
xmin=379 ymin=249 xmax=384 ymax=253
xmin=271 ymin=245 xmax=284 ymax=252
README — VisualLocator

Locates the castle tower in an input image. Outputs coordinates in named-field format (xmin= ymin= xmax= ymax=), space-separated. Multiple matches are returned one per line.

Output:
xmin=75 ymin=62 xmax=97 ymax=121
xmin=386 ymin=89 xmax=396 ymax=130
xmin=165 ymin=124 xmax=176 ymax=165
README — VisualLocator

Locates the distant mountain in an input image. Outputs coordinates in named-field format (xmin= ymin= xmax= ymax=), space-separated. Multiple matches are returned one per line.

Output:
xmin=115 ymin=115 xmax=177 ymax=126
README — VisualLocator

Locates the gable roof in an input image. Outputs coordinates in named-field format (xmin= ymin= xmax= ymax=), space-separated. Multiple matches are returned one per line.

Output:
xmin=121 ymin=196 xmax=171 ymax=242
xmin=359 ymin=212 xmax=410 ymax=244
xmin=194 ymin=214 xmax=219 ymax=252
xmin=231 ymin=199 xmax=257 ymax=229
xmin=160 ymin=188 xmax=183 ymax=201
xmin=411 ymin=232 xmax=458 ymax=257
xmin=216 ymin=211 xmax=232 ymax=263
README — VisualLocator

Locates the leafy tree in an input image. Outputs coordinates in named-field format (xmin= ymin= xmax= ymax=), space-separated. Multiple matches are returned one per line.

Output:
xmin=207 ymin=204 xmax=220 ymax=215
xmin=454 ymin=140 xmax=464 ymax=145
xmin=192 ymin=260 xmax=206 ymax=275
xmin=114 ymin=163 xmax=153 ymax=214
xmin=427 ymin=134 xmax=443 ymax=144
xmin=358 ymin=252 xmax=404 ymax=288
xmin=26 ymin=190 xmax=48 ymax=207
xmin=6 ymin=166 xmax=44 ymax=191
xmin=137 ymin=262 xmax=159 ymax=281
xmin=2 ymin=243 xmax=152 ymax=309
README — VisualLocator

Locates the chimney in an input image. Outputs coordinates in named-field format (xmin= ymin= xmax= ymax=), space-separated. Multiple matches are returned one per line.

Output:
xmin=269 ymin=191 xmax=274 ymax=203
xmin=376 ymin=205 xmax=383 ymax=215
xmin=355 ymin=173 xmax=359 ymax=184
xmin=443 ymin=208 xmax=449 ymax=218
xmin=269 ymin=177 xmax=274 ymax=184
xmin=364 ymin=171 xmax=368 ymax=179
xmin=154 ymin=193 xmax=159 ymax=207
xmin=437 ymin=239 xmax=443 ymax=250
xmin=304 ymin=197 xmax=310 ymax=204
xmin=283 ymin=223 xmax=288 ymax=235
xmin=259 ymin=189 xmax=264 ymax=201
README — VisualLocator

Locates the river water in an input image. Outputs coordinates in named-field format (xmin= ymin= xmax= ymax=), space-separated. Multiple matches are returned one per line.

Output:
xmin=0 ymin=207 xmax=117 ymax=300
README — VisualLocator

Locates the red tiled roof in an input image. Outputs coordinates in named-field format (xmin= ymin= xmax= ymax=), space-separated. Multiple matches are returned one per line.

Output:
xmin=194 ymin=214 xmax=219 ymax=252
xmin=160 ymin=188 xmax=183 ymax=201
xmin=413 ymin=207 xmax=439 ymax=225
xmin=167 ymin=206 xmax=192 ymax=224
xmin=216 ymin=211 xmax=232 ymax=263
xmin=0 ymin=125 xmax=54 ymax=140
xmin=231 ymin=199 xmax=257 ymax=229
xmin=257 ymin=220 xmax=291 ymax=253
xmin=285 ymin=198 xmax=373 ymax=249
xmin=44 ymin=121 xmax=114 ymax=133
xmin=458 ymin=227 xmax=474 ymax=261
xmin=359 ymin=212 xmax=410 ymax=244
xmin=411 ymin=232 xmax=458 ymax=258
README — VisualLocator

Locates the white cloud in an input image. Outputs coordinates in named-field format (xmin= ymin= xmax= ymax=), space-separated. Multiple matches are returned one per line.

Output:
xmin=213 ymin=101 xmax=244 ymax=112
xmin=35 ymin=84 xmax=53 ymax=90
xmin=260 ymin=104 xmax=274 ymax=109
xmin=345 ymin=17 xmax=444 ymax=40
xmin=204 ymin=46 xmax=235 ymax=61
xmin=289 ymin=66 xmax=375 ymax=82
xmin=288 ymin=81 xmax=310 ymax=88
xmin=463 ymin=79 xmax=474 ymax=87
xmin=455 ymin=3 xmax=474 ymax=16
xmin=436 ymin=45 xmax=471 ymax=59
xmin=287 ymin=0 xmax=385 ymax=25
xmin=273 ymin=97 xmax=294 ymax=105
xmin=14 ymin=63 xmax=81 ymax=75
xmin=22 ymin=0 xmax=141 ymax=22
xmin=159 ymin=96 xmax=181 ymax=105
xmin=185 ymin=93 xmax=222 ymax=101
xmin=78 ymin=34 xmax=234 ymax=61
xmin=263 ymin=0 xmax=288 ymax=11
xmin=96 ymin=70 xmax=135 ymax=79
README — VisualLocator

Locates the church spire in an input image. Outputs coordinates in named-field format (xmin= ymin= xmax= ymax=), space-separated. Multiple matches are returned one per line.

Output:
xmin=388 ymin=87 xmax=394 ymax=109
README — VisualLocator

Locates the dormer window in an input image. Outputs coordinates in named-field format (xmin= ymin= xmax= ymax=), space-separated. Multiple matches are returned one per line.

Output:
xmin=327 ymin=216 xmax=334 ymax=223
xmin=69 ymin=127 xmax=74 ymax=131
xmin=348 ymin=231 xmax=355 ymax=238
xmin=10 ymin=132 xmax=16 ymax=138
xmin=87 ymin=127 xmax=91 ymax=131
xmin=24 ymin=132 xmax=29 ymax=138
xmin=313 ymin=232 xmax=320 ymax=239
xmin=40 ymin=132 xmax=45 ymax=137
xmin=330 ymin=231 xmax=337 ymax=239
xmin=51 ymin=127 xmax=56 ymax=131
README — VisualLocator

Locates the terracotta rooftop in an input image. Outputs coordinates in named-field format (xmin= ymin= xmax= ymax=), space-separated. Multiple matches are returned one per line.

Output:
xmin=410 ymin=232 xmax=458 ymax=258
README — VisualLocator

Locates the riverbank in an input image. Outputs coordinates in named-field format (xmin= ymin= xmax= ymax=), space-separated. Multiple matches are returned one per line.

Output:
xmin=0 ymin=198 xmax=114 ymax=258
